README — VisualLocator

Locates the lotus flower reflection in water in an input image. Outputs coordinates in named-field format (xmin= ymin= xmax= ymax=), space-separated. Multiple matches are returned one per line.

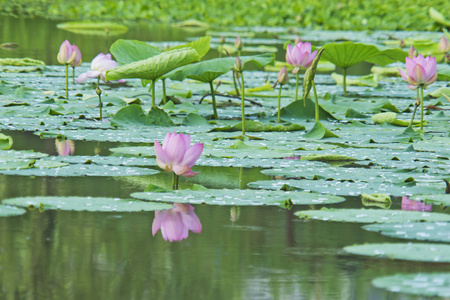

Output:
xmin=152 ymin=203 xmax=202 ymax=242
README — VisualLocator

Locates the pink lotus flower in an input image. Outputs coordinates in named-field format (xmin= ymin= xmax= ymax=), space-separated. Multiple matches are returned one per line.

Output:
xmin=286 ymin=41 xmax=318 ymax=74
xmin=439 ymin=35 xmax=450 ymax=53
xmin=57 ymin=40 xmax=77 ymax=65
xmin=70 ymin=45 xmax=82 ymax=68
xmin=398 ymin=54 xmax=437 ymax=90
xmin=55 ymin=139 xmax=75 ymax=156
xmin=401 ymin=196 xmax=432 ymax=212
xmin=154 ymin=132 xmax=204 ymax=177
xmin=76 ymin=53 xmax=123 ymax=83
xmin=152 ymin=203 xmax=202 ymax=242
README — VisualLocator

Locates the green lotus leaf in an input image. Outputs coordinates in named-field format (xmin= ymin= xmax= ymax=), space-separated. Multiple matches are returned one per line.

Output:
xmin=372 ymin=112 xmax=420 ymax=127
xmin=169 ymin=36 xmax=211 ymax=58
xmin=111 ymin=105 xmax=175 ymax=127
xmin=0 ymin=205 xmax=26 ymax=217
xmin=412 ymin=194 xmax=450 ymax=206
xmin=0 ymin=133 xmax=13 ymax=150
xmin=56 ymin=21 xmax=128 ymax=35
xmin=321 ymin=42 xmax=406 ymax=69
xmin=2 ymin=196 xmax=171 ymax=212
xmin=429 ymin=7 xmax=450 ymax=27
xmin=363 ymin=222 xmax=450 ymax=242
xmin=210 ymin=120 xmax=305 ymax=132
xmin=110 ymin=39 xmax=162 ymax=65
xmin=344 ymin=243 xmax=450 ymax=263
xmin=131 ymin=189 xmax=344 ymax=206
xmin=373 ymin=273 xmax=450 ymax=297
xmin=295 ymin=208 xmax=450 ymax=223
xmin=331 ymin=73 xmax=379 ymax=87
xmin=105 ymin=48 xmax=201 ymax=81
xmin=166 ymin=53 xmax=275 ymax=83
xmin=280 ymin=99 xmax=337 ymax=121
xmin=303 ymin=121 xmax=339 ymax=139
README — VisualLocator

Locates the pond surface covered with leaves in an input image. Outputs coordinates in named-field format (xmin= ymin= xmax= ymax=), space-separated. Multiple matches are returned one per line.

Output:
xmin=0 ymin=17 xmax=450 ymax=299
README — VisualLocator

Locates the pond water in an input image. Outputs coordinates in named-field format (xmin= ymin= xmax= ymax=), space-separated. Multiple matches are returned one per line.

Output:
xmin=1 ymin=16 xmax=449 ymax=300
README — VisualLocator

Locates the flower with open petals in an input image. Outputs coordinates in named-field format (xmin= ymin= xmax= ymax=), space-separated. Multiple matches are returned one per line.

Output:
xmin=57 ymin=40 xmax=77 ymax=65
xmin=286 ymin=41 xmax=318 ymax=74
xmin=152 ymin=203 xmax=202 ymax=242
xmin=154 ymin=132 xmax=204 ymax=177
xmin=398 ymin=54 xmax=437 ymax=90
xmin=76 ymin=53 xmax=122 ymax=83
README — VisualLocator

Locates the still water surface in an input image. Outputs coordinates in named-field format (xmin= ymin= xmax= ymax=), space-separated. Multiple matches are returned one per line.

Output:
xmin=0 ymin=16 xmax=448 ymax=300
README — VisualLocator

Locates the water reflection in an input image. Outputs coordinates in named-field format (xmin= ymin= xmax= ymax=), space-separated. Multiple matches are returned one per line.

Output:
xmin=401 ymin=196 xmax=432 ymax=212
xmin=152 ymin=203 xmax=202 ymax=242
xmin=55 ymin=139 xmax=75 ymax=156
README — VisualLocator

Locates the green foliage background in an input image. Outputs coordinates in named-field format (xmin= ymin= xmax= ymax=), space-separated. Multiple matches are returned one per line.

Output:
xmin=0 ymin=0 xmax=449 ymax=31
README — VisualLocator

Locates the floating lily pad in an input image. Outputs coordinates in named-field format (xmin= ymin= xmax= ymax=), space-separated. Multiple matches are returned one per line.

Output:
xmin=56 ymin=21 xmax=128 ymax=35
xmin=344 ymin=243 xmax=450 ymax=263
xmin=0 ymin=205 xmax=26 ymax=217
xmin=2 ymin=196 xmax=172 ymax=212
xmin=372 ymin=273 xmax=450 ymax=297
xmin=363 ymin=222 xmax=450 ymax=242
xmin=131 ymin=189 xmax=345 ymax=206
xmin=0 ymin=163 xmax=158 ymax=177
xmin=295 ymin=208 xmax=450 ymax=223
xmin=411 ymin=194 xmax=450 ymax=206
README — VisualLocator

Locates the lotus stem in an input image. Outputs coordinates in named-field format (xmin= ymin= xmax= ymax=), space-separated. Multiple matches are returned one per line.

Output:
xmin=295 ymin=72 xmax=300 ymax=102
xmin=277 ymin=83 xmax=283 ymax=123
xmin=65 ymin=64 xmax=69 ymax=100
xmin=233 ymin=70 xmax=240 ymax=96
xmin=420 ymin=85 xmax=424 ymax=130
xmin=343 ymin=68 xmax=347 ymax=96
xmin=162 ymin=78 xmax=167 ymax=105
xmin=312 ymin=80 xmax=319 ymax=122
xmin=239 ymin=167 xmax=243 ymax=189
xmin=151 ymin=80 xmax=156 ymax=107
xmin=240 ymin=71 xmax=246 ymax=136
xmin=96 ymin=77 xmax=102 ymax=120
xmin=209 ymin=81 xmax=219 ymax=119
xmin=72 ymin=67 xmax=75 ymax=84
xmin=172 ymin=173 xmax=179 ymax=190
xmin=410 ymin=89 xmax=420 ymax=125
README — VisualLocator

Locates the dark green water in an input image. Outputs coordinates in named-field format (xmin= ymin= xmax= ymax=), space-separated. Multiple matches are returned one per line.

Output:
xmin=0 ymin=16 xmax=448 ymax=300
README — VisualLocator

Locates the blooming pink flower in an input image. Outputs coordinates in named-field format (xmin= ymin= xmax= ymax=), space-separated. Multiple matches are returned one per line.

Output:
xmin=76 ymin=53 xmax=123 ymax=83
xmin=70 ymin=45 xmax=82 ymax=68
xmin=401 ymin=196 xmax=432 ymax=212
xmin=154 ymin=132 xmax=204 ymax=177
xmin=57 ymin=40 xmax=77 ymax=65
xmin=152 ymin=203 xmax=202 ymax=242
xmin=286 ymin=41 xmax=318 ymax=74
xmin=398 ymin=54 xmax=437 ymax=90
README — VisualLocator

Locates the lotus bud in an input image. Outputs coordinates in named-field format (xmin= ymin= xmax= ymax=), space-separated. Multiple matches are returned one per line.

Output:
xmin=399 ymin=39 xmax=405 ymax=48
xmin=438 ymin=36 xmax=450 ymax=53
xmin=57 ymin=40 xmax=77 ymax=65
xmin=234 ymin=56 xmax=243 ymax=72
xmin=70 ymin=45 xmax=82 ymax=67
xmin=294 ymin=36 xmax=302 ymax=45
xmin=220 ymin=36 xmax=226 ymax=44
xmin=408 ymin=45 xmax=418 ymax=58
xmin=96 ymin=86 xmax=102 ymax=95
xmin=277 ymin=66 xmax=289 ymax=85
xmin=235 ymin=36 xmax=243 ymax=51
